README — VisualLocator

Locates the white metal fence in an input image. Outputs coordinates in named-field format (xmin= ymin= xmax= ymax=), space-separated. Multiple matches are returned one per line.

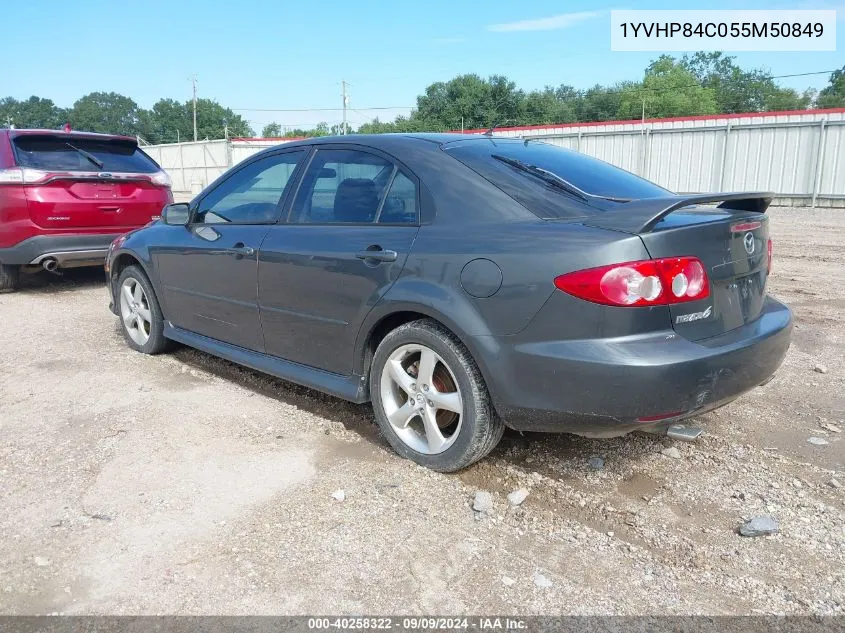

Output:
xmin=485 ymin=109 xmax=844 ymax=207
xmin=141 ymin=138 xmax=299 ymax=194
xmin=143 ymin=109 xmax=845 ymax=207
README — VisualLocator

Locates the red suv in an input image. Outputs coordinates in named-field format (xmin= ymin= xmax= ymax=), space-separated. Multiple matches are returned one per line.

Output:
xmin=0 ymin=128 xmax=173 ymax=291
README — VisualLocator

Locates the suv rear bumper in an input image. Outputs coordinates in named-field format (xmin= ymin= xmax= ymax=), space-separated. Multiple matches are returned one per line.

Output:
xmin=0 ymin=234 xmax=122 ymax=266
xmin=479 ymin=296 xmax=793 ymax=436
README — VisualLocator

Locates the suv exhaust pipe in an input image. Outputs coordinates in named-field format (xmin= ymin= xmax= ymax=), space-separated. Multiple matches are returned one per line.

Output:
xmin=41 ymin=258 xmax=58 ymax=273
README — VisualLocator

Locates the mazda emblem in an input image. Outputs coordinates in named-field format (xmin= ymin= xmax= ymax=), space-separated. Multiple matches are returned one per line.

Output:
xmin=743 ymin=232 xmax=755 ymax=255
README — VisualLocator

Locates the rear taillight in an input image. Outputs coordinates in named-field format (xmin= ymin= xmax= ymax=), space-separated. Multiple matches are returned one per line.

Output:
xmin=554 ymin=257 xmax=710 ymax=307
xmin=0 ymin=167 xmax=24 ymax=184
xmin=150 ymin=170 xmax=172 ymax=188
xmin=767 ymin=238 xmax=773 ymax=274
xmin=0 ymin=167 xmax=53 ymax=185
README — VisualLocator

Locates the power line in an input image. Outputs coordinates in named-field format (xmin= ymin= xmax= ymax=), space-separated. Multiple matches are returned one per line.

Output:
xmin=232 ymin=106 xmax=414 ymax=112
xmin=230 ymin=68 xmax=837 ymax=115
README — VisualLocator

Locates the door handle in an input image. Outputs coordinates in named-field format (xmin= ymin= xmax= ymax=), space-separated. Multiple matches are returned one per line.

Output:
xmin=355 ymin=247 xmax=398 ymax=263
xmin=228 ymin=243 xmax=255 ymax=258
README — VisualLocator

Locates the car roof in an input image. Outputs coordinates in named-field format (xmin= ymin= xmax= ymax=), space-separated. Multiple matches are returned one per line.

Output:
xmin=256 ymin=132 xmax=525 ymax=154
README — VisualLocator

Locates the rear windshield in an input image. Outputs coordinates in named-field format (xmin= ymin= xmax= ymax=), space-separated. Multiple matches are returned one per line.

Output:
xmin=445 ymin=139 xmax=670 ymax=219
xmin=13 ymin=136 xmax=159 ymax=173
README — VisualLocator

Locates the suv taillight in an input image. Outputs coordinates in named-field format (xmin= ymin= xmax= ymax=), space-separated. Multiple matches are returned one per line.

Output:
xmin=0 ymin=167 xmax=24 ymax=184
xmin=0 ymin=167 xmax=51 ymax=185
xmin=150 ymin=170 xmax=172 ymax=188
xmin=554 ymin=257 xmax=710 ymax=307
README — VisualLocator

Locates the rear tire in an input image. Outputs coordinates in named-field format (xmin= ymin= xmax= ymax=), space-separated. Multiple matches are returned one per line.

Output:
xmin=370 ymin=319 xmax=504 ymax=472
xmin=116 ymin=265 xmax=172 ymax=355
xmin=0 ymin=263 xmax=20 ymax=293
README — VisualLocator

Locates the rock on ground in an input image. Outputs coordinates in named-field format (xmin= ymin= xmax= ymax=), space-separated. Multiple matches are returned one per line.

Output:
xmin=739 ymin=516 xmax=779 ymax=537
xmin=473 ymin=491 xmax=493 ymax=514
xmin=507 ymin=488 xmax=529 ymax=506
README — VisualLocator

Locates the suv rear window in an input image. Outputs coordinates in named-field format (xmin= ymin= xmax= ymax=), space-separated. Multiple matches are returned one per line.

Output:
xmin=445 ymin=139 xmax=669 ymax=219
xmin=13 ymin=136 xmax=159 ymax=173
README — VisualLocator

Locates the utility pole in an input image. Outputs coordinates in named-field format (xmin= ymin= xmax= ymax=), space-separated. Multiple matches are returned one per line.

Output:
xmin=341 ymin=80 xmax=348 ymax=135
xmin=192 ymin=76 xmax=198 ymax=142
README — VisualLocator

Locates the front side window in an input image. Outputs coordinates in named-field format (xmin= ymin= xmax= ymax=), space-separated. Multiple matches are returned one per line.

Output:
xmin=196 ymin=150 xmax=305 ymax=225
xmin=291 ymin=149 xmax=395 ymax=224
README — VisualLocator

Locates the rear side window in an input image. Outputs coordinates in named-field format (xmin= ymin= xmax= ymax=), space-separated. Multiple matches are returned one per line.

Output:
xmin=292 ymin=149 xmax=396 ymax=224
xmin=379 ymin=171 xmax=417 ymax=224
xmin=13 ymin=136 xmax=159 ymax=173
xmin=445 ymin=140 xmax=669 ymax=219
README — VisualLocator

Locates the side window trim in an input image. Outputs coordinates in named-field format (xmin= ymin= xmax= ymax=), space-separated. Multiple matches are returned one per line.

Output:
xmin=372 ymin=167 xmax=398 ymax=223
xmin=189 ymin=148 xmax=307 ymax=226
xmin=281 ymin=148 xmax=317 ymax=224
xmin=274 ymin=146 xmax=314 ymax=224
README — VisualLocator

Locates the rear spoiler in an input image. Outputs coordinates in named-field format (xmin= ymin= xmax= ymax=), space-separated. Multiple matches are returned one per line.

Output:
xmin=582 ymin=192 xmax=774 ymax=234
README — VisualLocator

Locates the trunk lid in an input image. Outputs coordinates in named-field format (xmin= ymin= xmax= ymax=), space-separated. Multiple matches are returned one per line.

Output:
xmin=639 ymin=209 xmax=770 ymax=341
xmin=11 ymin=133 xmax=170 ymax=229
xmin=581 ymin=193 xmax=773 ymax=342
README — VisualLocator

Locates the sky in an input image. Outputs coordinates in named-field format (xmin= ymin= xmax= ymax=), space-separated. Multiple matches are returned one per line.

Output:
xmin=1 ymin=0 xmax=842 ymax=134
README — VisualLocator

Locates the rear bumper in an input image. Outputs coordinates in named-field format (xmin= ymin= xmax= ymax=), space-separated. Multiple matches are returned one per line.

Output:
xmin=480 ymin=296 xmax=793 ymax=436
xmin=0 ymin=234 xmax=123 ymax=266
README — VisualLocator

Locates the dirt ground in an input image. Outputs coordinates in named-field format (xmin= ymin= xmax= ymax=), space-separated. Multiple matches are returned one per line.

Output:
xmin=0 ymin=207 xmax=842 ymax=615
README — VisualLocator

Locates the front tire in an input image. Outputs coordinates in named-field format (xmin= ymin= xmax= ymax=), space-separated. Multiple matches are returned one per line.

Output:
xmin=0 ymin=263 xmax=20 ymax=293
xmin=370 ymin=319 xmax=504 ymax=472
xmin=116 ymin=265 xmax=171 ymax=354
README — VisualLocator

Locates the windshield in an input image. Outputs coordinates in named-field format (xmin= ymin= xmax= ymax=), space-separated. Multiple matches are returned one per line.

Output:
xmin=445 ymin=138 xmax=671 ymax=219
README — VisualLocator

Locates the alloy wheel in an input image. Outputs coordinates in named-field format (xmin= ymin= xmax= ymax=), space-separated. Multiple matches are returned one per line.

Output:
xmin=379 ymin=343 xmax=464 ymax=454
xmin=119 ymin=277 xmax=152 ymax=346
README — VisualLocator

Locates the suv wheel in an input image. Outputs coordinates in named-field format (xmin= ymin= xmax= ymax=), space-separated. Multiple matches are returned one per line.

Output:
xmin=116 ymin=265 xmax=172 ymax=354
xmin=370 ymin=319 xmax=504 ymax=472
xmin=0 ymin=263 xmax=20 ymax=293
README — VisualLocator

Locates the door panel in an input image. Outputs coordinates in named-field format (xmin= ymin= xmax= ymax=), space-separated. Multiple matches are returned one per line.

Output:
xmin=258 ymin=225 xmax=417 ymax=374
xmin=154 ymin=225 xmax=269 ymax=351
xmin=152 ymin=149 xmax=307 ymax=352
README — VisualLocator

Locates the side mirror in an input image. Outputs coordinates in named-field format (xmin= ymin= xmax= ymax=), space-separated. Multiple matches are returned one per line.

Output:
xmin=161 ymin=203 xmax=191 ymax=226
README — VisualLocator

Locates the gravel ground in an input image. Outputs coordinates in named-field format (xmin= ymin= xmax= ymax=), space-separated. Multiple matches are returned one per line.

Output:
xmin=0 ymin=207 xmax=842 ymax=615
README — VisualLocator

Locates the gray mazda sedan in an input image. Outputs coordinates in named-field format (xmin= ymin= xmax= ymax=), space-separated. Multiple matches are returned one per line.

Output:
xmin=106 ymin=134 xmax=792 ymax=471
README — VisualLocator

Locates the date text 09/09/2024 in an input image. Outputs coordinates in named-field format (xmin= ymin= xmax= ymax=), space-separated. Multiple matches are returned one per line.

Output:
xmin=307 ymin=617 xmax=527 ymax=630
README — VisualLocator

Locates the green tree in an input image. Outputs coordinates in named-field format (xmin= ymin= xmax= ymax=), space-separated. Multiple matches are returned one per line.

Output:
xmin=262 ymin=122 xmax=282 ymax=137
xmin=0 ymin=96 xmax=67 ymax=129
xmin=681 ymin=52 xmax=810 ymax=113
xmin=193 ymin=98 xmax=253 ymax=139
xmin=576 ymin=83 xmax=629 ymax=122
xmin=415 ymin=73 xmax=524 ymax=130
xmin=69 ymin=92 xmax=142 ymax=135
xmin=144 ymin=98 xmax=191 ymax=143
xmin=817 ymin=66 xmax=845 ymax=108
xmin=619 ymin=55 xmax=718 ymax=119
xmin=518 ymin=86 xmax=577 ymax=125
xmin=271 ymin=122 xmax=331 ymax=137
